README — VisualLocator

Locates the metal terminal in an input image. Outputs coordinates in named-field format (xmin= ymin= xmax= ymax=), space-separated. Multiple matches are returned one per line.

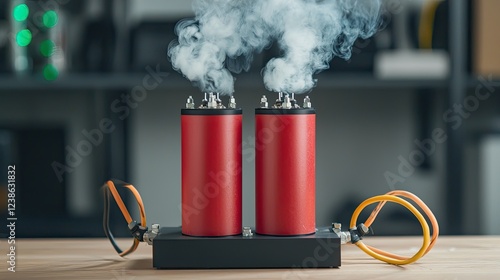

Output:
xmin=143 ymin=223 xmax=160 ymax=245
xmin=200 ymin=93 xmax=208 ymax=108
xmin=197 ymin=92 xmax=230 ymax=109
xmin=290 ymin=93 xmax=299 ymax=108
xmin=216 ymin=92 xmax=222 ymax=106
xmin=242 ymin=226 xmax=253 ymax=237
xmin=273 ymin=92 xmax=283 ymax=108
xmin=339 ymin=231 xmax=351 ymax=245
xmin=186 ymin=96 xmax=195 ymax=109
xmin=271 ymin=92 xmax=301 ymax=109
xmin=282 ymin=93 xmax=292 ymax=109
xmin=205 ymin=92 xmax=225 ymax=109
xmin=332 ymin=223 xmax=342 ymax=234
xmin=331 ymin=223 xmax=351 ymax=245
xmin=260 ymin=95 xmax=268 ymax=108
xmin=303 ymin=96 xmax=312 ymax=109
xmin=228 ymin=96 xmax=237 ymax=109
xmin=208 ymin=92 xmax=218 ymax=108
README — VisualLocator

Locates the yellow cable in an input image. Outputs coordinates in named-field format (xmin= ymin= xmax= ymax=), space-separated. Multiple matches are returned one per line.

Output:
xmin=350 ymin=193 xmax=437 ymax=265
xmin=365 ymin=190 xmax=439 ymax=255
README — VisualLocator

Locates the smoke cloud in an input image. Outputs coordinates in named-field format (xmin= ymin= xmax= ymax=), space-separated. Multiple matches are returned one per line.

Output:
xmin=168 ymin=0 xmax=381 ymax=95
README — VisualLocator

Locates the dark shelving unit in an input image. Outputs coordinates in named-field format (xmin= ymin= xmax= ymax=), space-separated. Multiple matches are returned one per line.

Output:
xmin=2 ymin=73 xmax=499 ymax=92
xmin=0 ymin=73 xmax=450 ymax=91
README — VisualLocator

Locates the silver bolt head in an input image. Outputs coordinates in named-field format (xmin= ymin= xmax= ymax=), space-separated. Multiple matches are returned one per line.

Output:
xmin=152 ymin=224 xmax=160 ymax=233
xmin=242 ymin=226 xmax=253 ymax=237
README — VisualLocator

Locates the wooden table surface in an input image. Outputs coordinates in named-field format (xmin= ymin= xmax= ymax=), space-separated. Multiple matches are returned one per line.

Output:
xmin=1 ymin=236 xmax=499 ymax=279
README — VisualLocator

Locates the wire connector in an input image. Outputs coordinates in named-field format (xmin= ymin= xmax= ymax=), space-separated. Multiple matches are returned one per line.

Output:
xmin=348 ymin=223 xmax=371 ymax=244
xmin=331 ymin=223 xmax=352 ymax=245
xmin=349 ymin=227 xmax=361 ymax=244
xmin=143 ymin=224 xmax=160 ymax=245
xmin=357 ymin=223 xmax=370 ymax=237
xmin=128 ymin=221 xmax=148 ymax=242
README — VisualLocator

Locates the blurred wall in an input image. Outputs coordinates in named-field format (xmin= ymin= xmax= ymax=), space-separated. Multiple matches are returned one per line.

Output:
xmin=480 ymin=136 xmax=500 ymax=234
xmin=0 ymin=91 xmax=106 ymax=217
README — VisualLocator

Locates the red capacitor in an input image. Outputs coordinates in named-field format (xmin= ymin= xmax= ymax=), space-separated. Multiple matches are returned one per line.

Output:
xmin=181 ymin=109 xmax=242 ymax=236
xmin=255 ymin=109 xmax=316 ymax=236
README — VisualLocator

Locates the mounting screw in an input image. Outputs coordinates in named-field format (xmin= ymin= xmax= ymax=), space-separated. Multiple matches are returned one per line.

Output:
xmin=283 ymin=93 xmax=292 ymax=109
xmin=332 ymin=223 xmax=342 ymax=234
xmin=242 ymin=226 xmax=253 ymax=237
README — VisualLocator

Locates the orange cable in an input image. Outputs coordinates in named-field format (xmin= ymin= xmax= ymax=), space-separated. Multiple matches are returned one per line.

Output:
xmin=365 ymin=190 xmax=439 ymax=255
xmin=350 ymin=191 xmax=439 ymax=265
xmin=106 ymin=180 xmax=133 ymax=224
xmin=123 ymin=184 xmax=147 ymax=227
xmin=104 ymin=180 xmax=148 ymax=257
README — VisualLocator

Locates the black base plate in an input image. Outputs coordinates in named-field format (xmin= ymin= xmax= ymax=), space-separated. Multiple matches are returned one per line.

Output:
xmin=153 ymin=227 xmax=341 ymax=269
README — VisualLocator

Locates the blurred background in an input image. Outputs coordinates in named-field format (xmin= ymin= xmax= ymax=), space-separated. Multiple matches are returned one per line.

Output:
xmin=0 ymin=0 xmax=499 ymax=237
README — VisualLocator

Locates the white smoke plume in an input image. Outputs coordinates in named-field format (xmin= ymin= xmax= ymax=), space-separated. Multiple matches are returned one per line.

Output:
xmin=168 ymin=0 xmax=381 ymax=95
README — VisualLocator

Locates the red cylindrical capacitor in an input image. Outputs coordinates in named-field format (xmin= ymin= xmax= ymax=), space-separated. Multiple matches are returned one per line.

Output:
xmin=255 ymin=108 xmax=316 ymax=236
xmin=181 ymin=108 xmax=242 ymax=236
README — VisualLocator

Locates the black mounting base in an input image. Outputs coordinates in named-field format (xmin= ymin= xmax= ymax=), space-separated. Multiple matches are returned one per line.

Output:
xmin=152 ymin=227 xmax=341 ymax=269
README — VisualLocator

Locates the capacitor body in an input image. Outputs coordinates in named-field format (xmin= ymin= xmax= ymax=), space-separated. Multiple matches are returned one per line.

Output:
xmin=255 ymin=108 xmax=316 ymax=236
xmin=181 ymin=109 xmax=242 ymax=236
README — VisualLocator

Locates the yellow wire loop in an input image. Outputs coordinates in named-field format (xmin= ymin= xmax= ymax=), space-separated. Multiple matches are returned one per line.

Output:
xmin=350 ymin=192 xmax=438 ymax=265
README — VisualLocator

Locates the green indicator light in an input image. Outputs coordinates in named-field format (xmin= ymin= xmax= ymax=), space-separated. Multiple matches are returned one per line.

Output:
xmin=13 ymin=4 xmax=29 ymax=22
xmin=42 ymin=10 xmax=58 ymax=28
xmin=16 ymin=29 xmax=32 ymax=47
xmin=40 ymin=40 xmax=56 ymax=57
xmin=43 ymin=64 xmax=59 ymax=81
